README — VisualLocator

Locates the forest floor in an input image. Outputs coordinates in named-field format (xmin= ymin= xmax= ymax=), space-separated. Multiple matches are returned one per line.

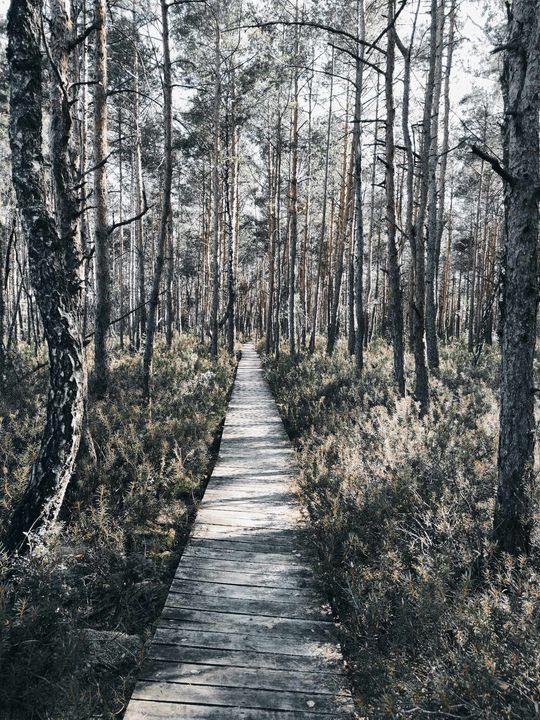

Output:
xmin=0 ymin=336 xmax=236 ymax=720
xmin=263 ymin=340 xmax=540 ymax=720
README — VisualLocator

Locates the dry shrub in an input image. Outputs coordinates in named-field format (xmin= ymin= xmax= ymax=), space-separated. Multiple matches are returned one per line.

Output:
xmin=264 ymin=339 xmax=540 ymax=720
xmin=0 ymin=336 xmax=235 ymax=719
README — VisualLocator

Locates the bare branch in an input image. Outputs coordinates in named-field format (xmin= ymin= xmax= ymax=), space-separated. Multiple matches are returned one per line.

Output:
xmin=470 ymin=144 xmax=514 ymax=184
xmin=108 ymin=202 xmax=152 ymax=235
xmin=67 ymin=22 xmax=98 ymax=52
xmin=328 ymin=43 xmax=385 ymax=75
xmin=229 ymin=20 xmax=387 ymax=55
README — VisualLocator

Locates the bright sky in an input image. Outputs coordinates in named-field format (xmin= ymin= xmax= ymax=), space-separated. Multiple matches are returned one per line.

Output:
xmin=0 ymin=0 xmax=502 ymax=128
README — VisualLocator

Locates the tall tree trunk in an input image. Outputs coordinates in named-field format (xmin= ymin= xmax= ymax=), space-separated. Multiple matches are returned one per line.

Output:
xmin=142 ymin=0 xmax=173 ymax=397
xmin=385 ymin=0 xmax=405 ymax=395
xmin=5 ymin=0 xmax=86 ymax=552
xmin=411 ymin=0 xmax=439 ymax=415
xmin=210 ymin=8 xmax=221 ymax=360
xmin=493 ymin=0 xmax=539 ymax=555
xmin=226 ymin=75 xmax=238 ymax=356
xmin=425 ymin=0 xmax=445 ymax=370
xmin=265 ymin=121 xmax=277 ymax=354
xmin=288 ymin=21 xmax=299 ymax=357
xmin=436 ymin=0 xmax=456 ymax=281
xmin=133 ymin=11 xmax=146 ymax=348
xmin=93 ymin=0 xmax=110 ymax=396
xmin=309 ymin=48 xmax=334 ymax=354
xmin=165 ymin=208 xmax=174 ymax=349
xmin=327 ymin=116 xmax=351 ymax=356
xmin=353 ymin=0 xmax=365 ymax=374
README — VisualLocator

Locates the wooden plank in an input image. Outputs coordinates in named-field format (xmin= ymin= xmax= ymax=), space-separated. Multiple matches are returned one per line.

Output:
xmin=131 ymin=680 xmax=351 ymax=714
xmin=185 ymin=536 xmax=305 ymax=556
xmin=194 ymin=509 xmax=295 ymax=528
xmin=160 ymin=607 xmax=334 ymax=638
xmin=169 ymin=578 xmax=317 ymax=604
xmin=148 ymin=643 xmax=342 ymax=673
xmin=125 ymin=699 xmax=352 ymax=720
xmin=138 ymin=659 xmax=347 ymax=694
xmin=191 ymin=523 xmax=300 ymax=547
xmin=152 ymin=626 xmax=342 ymax=661
xmin=180 ymin=550 xmax=311 ymax=573
xmin=165 ymin=591 xmax=330 ymax=621
xmin=181 ymin=545 xmax=308 ymax=567
xmin=174 ymin=565 xmax=317 ymax=591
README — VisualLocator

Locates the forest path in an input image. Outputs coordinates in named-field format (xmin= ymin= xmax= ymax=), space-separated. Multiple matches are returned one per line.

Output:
xmin=124 ymin=343 xmax=355 ymax=719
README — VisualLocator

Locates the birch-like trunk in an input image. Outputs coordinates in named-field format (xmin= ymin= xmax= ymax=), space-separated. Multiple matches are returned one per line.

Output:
xmin=5 ymin=0 xmax=86 ymax=552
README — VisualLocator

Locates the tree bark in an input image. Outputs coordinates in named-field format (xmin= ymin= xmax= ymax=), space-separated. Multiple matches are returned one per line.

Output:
xmin=0 ymin=224 xmax=5 ymax=388
xmin=425 ymin=0 xmax=445 ymax=370
xmin=288 ymin=25 xmax=299 ymax=357
xmin=494 ymin=0 xmax=540 ymax=555
xmin=5 ymin=0 xmax=86 ymax=552
xmin=353 ymin=0 xmax=365 ymax=374
xmin=309 ymin=48 xmax=334 ymax=354
xmin=93 ymin=0 xmax=110 ymax=396
xmin=411 ymin=0 xmax=439 ymax=415
xmin=385 ymin=0 xmax=405 ymax=395
xmin=210 ymin=7 xmax=221 ymax=360
xmin=142 ymin=0 xmax=173 ymax=396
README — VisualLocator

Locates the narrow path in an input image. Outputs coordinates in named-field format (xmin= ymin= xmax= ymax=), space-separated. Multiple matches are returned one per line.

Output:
xmin=124 ymin=344 xmax=354 ymax=719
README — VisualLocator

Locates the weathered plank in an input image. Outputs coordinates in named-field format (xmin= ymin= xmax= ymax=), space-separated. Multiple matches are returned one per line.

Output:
xmin=131 ymin=680 xmax=352 ymax=714
xmin=138 ymin=659 xmax=346 ymax=694
xmin=159 ymin=607 xmax=334 ymax=637
xmin=165 ymin=591 xmax=330 ymax=620
xmin=125 ymin=700 xmax=352 ymax=720
xmin=148 ymin=643 xmax=342 ymax=673
xmin=123 ymin=344 xmax=354 ymax=719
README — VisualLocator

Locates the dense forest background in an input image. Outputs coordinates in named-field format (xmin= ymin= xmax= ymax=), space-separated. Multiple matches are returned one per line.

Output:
xmin=0 ymin=0 xmax=539 ymax=717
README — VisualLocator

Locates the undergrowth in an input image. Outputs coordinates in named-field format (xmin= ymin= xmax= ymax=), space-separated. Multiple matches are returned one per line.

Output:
xmin=263 ymin=339 xmax=540 ymax=720
xmin=0 ymin=336 xmax=235 ymax=720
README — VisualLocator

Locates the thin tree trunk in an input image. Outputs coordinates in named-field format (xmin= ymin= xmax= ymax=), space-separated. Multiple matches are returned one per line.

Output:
xmin=309 ymin=48 xmax=334 ymax=354
xmin=133 ymin=12 xmax=146 ymax=347
xmin=425 ymin=0 xmax=445 ymax=370
xmin=288 ymin=16 xmax=299 ymax=357
xmin=353 ymin=0 xmax=365 ymax=373
xmin=93 ymin=0 xmax=110 ymax=396
xmin=210 ymin=9 xmax=221 ymax=360
xmin=385 ymin=0 xmax=405 ymax=395
xmin=410 ymin=0 xmax=438 ymax=415
xmin=142 ymin=0 xmax=173 ymax=397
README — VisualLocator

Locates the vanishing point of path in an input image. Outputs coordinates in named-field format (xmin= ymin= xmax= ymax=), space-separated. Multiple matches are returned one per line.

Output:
xmin=124 ymin=343 xmax=355 ymax=719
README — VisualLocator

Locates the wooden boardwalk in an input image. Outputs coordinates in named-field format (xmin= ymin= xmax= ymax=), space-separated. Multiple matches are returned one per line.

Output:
xmin=124 ymin=344 xmax=355 ymax=719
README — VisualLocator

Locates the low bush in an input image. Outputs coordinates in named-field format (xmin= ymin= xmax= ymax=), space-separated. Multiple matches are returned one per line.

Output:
xmin=0 ymin=336 xmax=235 ymax=720
xmin=263 ymin=339 xmax=540 ymax=720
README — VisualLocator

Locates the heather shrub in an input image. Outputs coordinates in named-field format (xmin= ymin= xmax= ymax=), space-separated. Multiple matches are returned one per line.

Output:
xmin=264 ymin=339 xmax=540 ymax=719
xmin=0 ymin=336 xmax=235 ymax=719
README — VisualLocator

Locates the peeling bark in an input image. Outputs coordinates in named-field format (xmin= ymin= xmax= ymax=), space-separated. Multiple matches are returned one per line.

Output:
xmin=5 ymin=0 xmax=86 ymax=552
